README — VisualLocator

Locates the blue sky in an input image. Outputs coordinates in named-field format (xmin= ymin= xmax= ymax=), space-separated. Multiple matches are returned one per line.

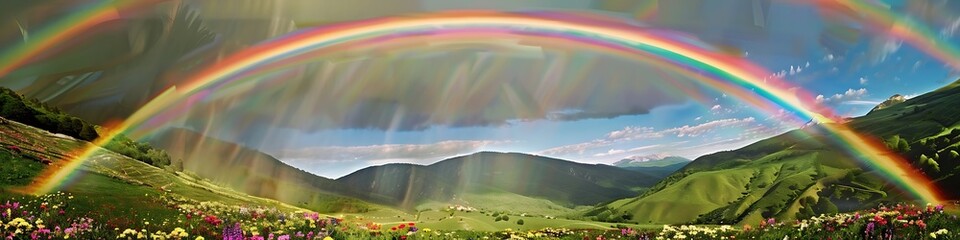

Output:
xmin=180 ymin=0 xmax=960 ymax=178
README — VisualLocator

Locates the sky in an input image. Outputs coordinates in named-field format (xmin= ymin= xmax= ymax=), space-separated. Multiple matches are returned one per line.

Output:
xmin=15 ymin=0 xmax=958 ymax=179
xmin=186 ymin=0 xmax=960 ymax=179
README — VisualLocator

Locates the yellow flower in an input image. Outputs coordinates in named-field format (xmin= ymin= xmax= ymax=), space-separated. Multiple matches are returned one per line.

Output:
xmin=195 ymin=237 xmax=204 ymax=240
xmin=323 ymin=237 xmax=334 ymax=240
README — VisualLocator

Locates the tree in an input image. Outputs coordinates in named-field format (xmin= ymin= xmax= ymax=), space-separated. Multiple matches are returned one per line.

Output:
xmin=898 ymin=138 xmax=911 ymax=153
xmin=516 ymin=219 xmax=524 ymax=225
xmin=0 ymin=94 xmax=38 ymax=124
xmin=79 ymin=124 xmax=99 ymax=141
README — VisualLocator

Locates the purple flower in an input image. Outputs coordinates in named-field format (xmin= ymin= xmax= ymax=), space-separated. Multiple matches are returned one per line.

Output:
xmin=223 ymin=223 xmax=243 ymax=240
xmin=409 ymin=226 xmax=418 ymax=232
xmin=766 ymin=218 xmax=776 ymax=226
xmin=865 ymin=222 xmax=875 ymax=235
xmin=277 ymin=235 xmax=291 ymax=240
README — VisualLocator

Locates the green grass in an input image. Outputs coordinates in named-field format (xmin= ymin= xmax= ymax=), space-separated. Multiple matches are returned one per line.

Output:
xmin=342 ymin=209 xmax=660 ymax=232
xmin=417 ymin=192 xmax=575 ymax=216
xmin=0 ymin=150 xmax=44 ymax=186
xmin=593 ymin=139 xmax=895 ymax=225
xmin=2 ymin=117 xmax=645 ymax=233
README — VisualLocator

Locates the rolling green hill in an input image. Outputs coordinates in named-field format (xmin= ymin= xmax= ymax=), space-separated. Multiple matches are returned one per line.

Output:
xmin=588 ymin=79 xmax=960 ymax=225
xmin=0 ymin=113 xmax=358 ymax=215
xmin=147 ymin=128 xmax=380 ymax=212
xmin=336 ymin=152 xmax=661 ymax=212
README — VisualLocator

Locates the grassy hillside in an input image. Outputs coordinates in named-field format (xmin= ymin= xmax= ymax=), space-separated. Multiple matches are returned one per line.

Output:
xmin=147 ymin=128 xmax=376 ymax=212
xmin=0 ymin=116 xmax=329 ymax=212
xmin=337 ymin=152 xmax=661 ymax=211
xmin=1 ymin=87 xmax=173 ymax=167
xmin=1 ymin=116 xmax=660 ymax=236
xmin=589 ymin=79 xmax=960 ymax=225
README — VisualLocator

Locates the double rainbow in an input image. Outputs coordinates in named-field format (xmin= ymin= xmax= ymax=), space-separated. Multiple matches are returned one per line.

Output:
xmin=23 ymin=11 xmax=942 ymax=203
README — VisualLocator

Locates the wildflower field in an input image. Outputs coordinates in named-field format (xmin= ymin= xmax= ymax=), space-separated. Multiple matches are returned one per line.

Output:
xmin=2 ymin=190 xmax=958 ymax=239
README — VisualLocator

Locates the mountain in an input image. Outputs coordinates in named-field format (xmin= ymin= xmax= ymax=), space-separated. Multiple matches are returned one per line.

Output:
xmin=612 ymin=154 xmax=691 ymax=179
xmin=613 ymin=154 xmax=691 ymax=168
xmin=588 ymin=79 xmax=960 ymax=225
xmin=147 ymin=128 xmax=374 ymax=212
xmin=869 ymin=94 xmax=907 ymax=113
xmin=335 ymin=152 xmax=661 ymax=212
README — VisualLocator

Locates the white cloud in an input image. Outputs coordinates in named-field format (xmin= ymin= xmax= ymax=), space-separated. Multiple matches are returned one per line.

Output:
xmin=870 ymin=38 xmax=902 ymax=63
xmin=542 ymin=117 xmax=757 ymax=157
xmin=605 ymin=126 xmax=661 ymax=141
xmin=842 ymin=100 xmax=882 ymax=105
xmin=710 ymin=105 xmax=722 ymax=111
xmin=592 ymin=144 xmax=668 ymax=158
xmin=859 ymin=77 xmax=868 ymax=85
xmin=816 ymin=88 xmax=868 ymax=104
xmin=539 ymin=139 xmax=614 ymax=156
xmin=823 ymin=54 xmax=835 ymax=62
xmin=942 ymin=16 xmax=960 ymax=37
xmin=670 ymin=117 xmax=756 ymax=137
xmin=594 ymin=148 xmax=626 ymax=157
xmin=608 ymin=117 xmax=756 ymax=140
xmin=276 ymin=140 xmax=508 ymax=163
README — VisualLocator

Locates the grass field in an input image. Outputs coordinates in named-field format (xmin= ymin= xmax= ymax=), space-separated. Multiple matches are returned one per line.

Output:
xmin=1 ymin=117 xmax=649 ymax=238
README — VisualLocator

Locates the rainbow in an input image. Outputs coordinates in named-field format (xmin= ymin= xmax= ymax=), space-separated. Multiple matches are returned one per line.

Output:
xmin=24 ymin=11 xmax=943 ymax=203
xmin=0 ymin=0 xmax=167 ymax=78
xmin=808 ymin=0 xmax=960 ymax=69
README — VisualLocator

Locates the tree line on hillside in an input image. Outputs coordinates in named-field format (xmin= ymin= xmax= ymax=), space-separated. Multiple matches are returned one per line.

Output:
xmin=883 ymin=130 xmax=960 ymax=199
xmin=0 ymin=88 xmax=98 ymax=141
xmin=0 ymin=87 xmax=172 ymax=168
xmin=884 ymin=130 xmax=960 ymax=178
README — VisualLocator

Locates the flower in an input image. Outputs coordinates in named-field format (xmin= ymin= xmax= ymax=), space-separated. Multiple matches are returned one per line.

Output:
xmin=222 ymin=223 xmax=243 ymax=240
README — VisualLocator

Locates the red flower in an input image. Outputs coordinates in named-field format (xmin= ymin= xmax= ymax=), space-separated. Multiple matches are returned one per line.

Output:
xmin=399 ymin=224 xmax=406 ymax=229
xmin=391 ymin=227 xmax=397 ymax=231
xmin=408 ymin=222 xmax=415 ymax=226
xmin=203 ymin=215 xmax=222 ymax=226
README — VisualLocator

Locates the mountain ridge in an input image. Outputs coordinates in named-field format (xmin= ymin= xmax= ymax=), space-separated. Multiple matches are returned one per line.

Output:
xmin=336 ymin=151 xmax=663 ymax=210
xmin=612 ymin=154 xmax=691 ymax=168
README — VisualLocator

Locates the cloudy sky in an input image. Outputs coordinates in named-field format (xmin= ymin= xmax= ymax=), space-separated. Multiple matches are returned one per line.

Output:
xmin=162 ymin=0 xmax=960 ymax=178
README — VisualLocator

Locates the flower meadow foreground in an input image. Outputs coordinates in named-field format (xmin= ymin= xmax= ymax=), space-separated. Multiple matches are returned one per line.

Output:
xmin=1 ymin=192 xmax=958 ymax=239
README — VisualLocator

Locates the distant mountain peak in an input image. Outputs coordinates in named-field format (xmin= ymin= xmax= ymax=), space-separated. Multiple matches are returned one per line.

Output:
xmin=869 ymin=94 xmax=907 ymax=113
xmin=613 ymin=154 xmax=689 ymax=167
